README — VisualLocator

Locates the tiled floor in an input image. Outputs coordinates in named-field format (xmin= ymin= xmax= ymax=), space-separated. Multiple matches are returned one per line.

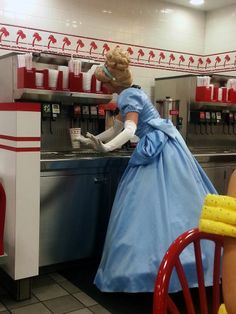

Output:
xmin=0 ymin=260 xmax=216 ymax=314
xmin=59 ymin=261 xmax=154 ymax=314
xmin=0 ymin=271 xmax=113 ymax=314
xmin=0 ymin=256 xmax=156 ymax=314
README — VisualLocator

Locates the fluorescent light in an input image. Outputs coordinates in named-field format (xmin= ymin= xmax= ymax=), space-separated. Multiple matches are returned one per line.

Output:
xmin=189 ymin=0 xmax=204 ymax=5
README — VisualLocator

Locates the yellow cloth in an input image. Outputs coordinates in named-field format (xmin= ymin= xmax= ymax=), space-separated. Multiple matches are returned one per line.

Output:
xmin=199 ymin=194 xmax=236 ymax=237
xmin=218 ymin=304 xmax=228 ymax=314
xmin=199 ymin=196 xmax=233 ymax=314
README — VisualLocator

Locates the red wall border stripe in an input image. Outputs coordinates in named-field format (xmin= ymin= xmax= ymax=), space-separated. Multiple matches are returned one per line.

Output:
xmin=0 ymin=135 xmax=41 ymax=141
xmin=0 ymin=103 xmax=41 ymax=112
xmin=0 ymin=144 xmax=40 ymax=152
xmin=1 ymin=23 xmax=236 ymax=74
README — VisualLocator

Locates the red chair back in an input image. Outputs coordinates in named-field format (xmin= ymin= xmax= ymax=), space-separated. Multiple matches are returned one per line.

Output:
xmin=0 ymin=183 xmax=6 ymax=255
xmin=153 ymin=228 xmax=224 ymax=314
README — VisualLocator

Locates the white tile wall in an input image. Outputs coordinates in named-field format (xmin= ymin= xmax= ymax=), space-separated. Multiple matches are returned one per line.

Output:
xmin=0 ymin=0 xmax=207 ymax=98
xmin=205 ymin=4 xmax=236 ymax=53
xmin=0 ymin=0 xmax=235 ymax=97
xmin=204 ymin=4 xmax=236 ymax=77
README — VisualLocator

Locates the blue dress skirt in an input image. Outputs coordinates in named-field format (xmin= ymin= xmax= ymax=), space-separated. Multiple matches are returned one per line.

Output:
xmin=94 ymin=87 xmax=217 ymax=293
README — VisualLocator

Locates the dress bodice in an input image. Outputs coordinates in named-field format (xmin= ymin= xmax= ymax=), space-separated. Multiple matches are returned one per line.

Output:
xmin=117 ymin=87 xmax=189 ymax=166
xmin=117 ymin=87 xmax=160 ymax=138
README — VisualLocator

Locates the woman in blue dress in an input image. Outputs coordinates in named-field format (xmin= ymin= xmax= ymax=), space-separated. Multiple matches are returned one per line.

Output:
xmin=80 ymin=47 xmax=217 ymax=293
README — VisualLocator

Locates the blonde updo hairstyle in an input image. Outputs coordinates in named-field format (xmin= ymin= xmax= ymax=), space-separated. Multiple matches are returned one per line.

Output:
xmin=95 ymin=47 xmax=133 ymax=88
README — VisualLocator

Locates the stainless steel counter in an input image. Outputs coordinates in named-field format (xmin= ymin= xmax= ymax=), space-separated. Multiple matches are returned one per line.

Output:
xmin=40 ymin=149 xmax=236 ymax=196
xmin=40 ymin=149 xmax=132 ymax=171
xmin=190 ymin=149 xmax=236 ymax=195
xmin=194 ymin=152 xmax=236 ymax=163
xmin=39 ymin=148 xmax=236 ymax=266
xmin=40 ymin=148 xmax=236 ymax=196
xmin=39 ymin=149 xmax=130 ymax=267
xmin=40 ymin=148 xmax=236 ymax=167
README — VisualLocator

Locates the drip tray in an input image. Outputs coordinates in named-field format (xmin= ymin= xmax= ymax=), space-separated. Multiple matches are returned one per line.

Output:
xmin=41 ymin=150 xmax=97 ymax=160
xmin=40 ymin=149 xmax=133 ymax=160
xmin=190 ymin=147 xmax=236 ymax=155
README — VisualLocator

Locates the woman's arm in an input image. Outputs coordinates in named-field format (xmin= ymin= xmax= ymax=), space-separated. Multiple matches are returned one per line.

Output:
xmin=222 ymin=170 xmax=236 ymax=314
xmin=78 ymin=112 xmax=124 ymax=147
xmin=87 ymin=112 xmax=138 ymax=152
xmin=125 ymin=111 xmax=138 ymax=125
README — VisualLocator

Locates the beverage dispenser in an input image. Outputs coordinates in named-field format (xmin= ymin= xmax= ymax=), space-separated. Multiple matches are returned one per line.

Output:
xmin=0 ymin=52 xmax=114 ymax=154
xmin=155 ymin=97 xmax=183 ymax=132
xmin=155 ymin=74 xmax=236 ymax=152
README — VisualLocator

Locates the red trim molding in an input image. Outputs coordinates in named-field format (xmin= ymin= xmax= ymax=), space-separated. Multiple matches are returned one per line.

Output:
xmin=0 ymin=135 xmax=40 ymax=141
xmin=0 ymin=103 xmax=41 ymax=112
xmin=0 ymin=144 xmax=40 ymax=152
xmin=0 ymin=23 xmax=236 ymax=74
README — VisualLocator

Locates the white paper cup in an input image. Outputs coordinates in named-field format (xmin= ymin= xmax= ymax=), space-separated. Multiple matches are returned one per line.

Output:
xmin=69 ymin=128 xmax=81 ymax=149
xmin=36 ymin=72 xmax=44 ymax=87
xmin=96 ymin=79 xmax=101 ymax=92
xmin=82 ymin=72 xmax=92 ymax=92
xmin=48 ymin=69 xmax=59 ymax=88
xmin=58 ymin=66 xmax=69 ymax=89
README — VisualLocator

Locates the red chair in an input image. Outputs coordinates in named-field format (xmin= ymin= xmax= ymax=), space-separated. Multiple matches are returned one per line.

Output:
xmin=0 ymin=183 xmax=6 ymax=256
xmin=153 ymin=228 xmax=224 ymax=314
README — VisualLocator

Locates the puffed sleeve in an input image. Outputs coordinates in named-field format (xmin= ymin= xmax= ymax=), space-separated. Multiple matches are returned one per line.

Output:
xmin=117 ymin=88 xmax=145 ymax=116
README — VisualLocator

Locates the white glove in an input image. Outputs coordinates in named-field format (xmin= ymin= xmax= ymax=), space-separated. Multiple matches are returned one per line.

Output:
xmin=86 ymin=133 xmax=106 ymax=152
xmin=77 ymin=135 xmax=95 ymax=148
xmin=86 ymin=120 xmax=137 ymax=152
xmin=96 ymin=119 xmax=124 ymax=142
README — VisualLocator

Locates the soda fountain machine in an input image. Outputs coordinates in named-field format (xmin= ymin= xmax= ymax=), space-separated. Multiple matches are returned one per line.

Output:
xmin=154 ymin=74 xmax=236 ymax=195
xmin=154 ymin=74 xmax=236 ymax=152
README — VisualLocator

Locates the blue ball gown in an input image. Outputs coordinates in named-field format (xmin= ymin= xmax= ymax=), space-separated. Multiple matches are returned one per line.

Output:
xmin=94 ymin=87 xmax=217 ymax=293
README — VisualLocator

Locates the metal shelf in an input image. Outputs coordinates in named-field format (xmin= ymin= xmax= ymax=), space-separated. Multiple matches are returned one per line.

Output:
xmin=191 ymin=101 xmax=236 ymax=111
xmin=13 ymin=88 xmax=112 ymax=105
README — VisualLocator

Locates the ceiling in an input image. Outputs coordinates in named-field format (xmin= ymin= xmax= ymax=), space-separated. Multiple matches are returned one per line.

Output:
xmin=162 ymin=0 xmax=236 ymax=11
